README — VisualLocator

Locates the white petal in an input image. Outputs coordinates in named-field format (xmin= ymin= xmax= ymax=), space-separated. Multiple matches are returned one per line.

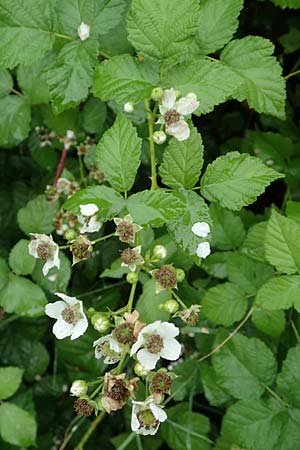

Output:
xmin=166 ymin=120 xmax=190 ymax=141
xmin=71 ymin=316 xmax=88 ymax=340
xmin=162 ymin=89 xmax=176 ymax=109
xmin=191 ymin=222 xmax=210 ymax=238
xmin=136 ymin=349 xmax=160 ymax=370
xmin=150 ymin=403 xmax=167 ymax=423
xmin=77 ymin=22 xmax=90 ymax=41
xmin=124 ymin=214 xmax=133 ymax=223
xmin=156 ymin=322 xmax=179 ymax=339
xmin=108 ymin=336 xmax=122 ymax=353
xmin=52 ymin=318 xmax=73 ymax=339
xmin=160 ymin=338 xmax=181 ymax=361
xmin=80 ymin=203 xmax=99 ymax=217
xmin=131 ymin=410 xmax=140 ymax=432
xmin=55 ymin=292 xmax=79 ymax=306
xmin=28 ymin=239 xmax=39 ymax=258
xmin=45 ymin=301 xmax=66 ymax=319
xmin=176 ymin=96 xmax=199 ymax=115
xmin=130 ymin=333 xmax=145 ymax=356
xmin=42 ymin=259 xmax=55 ymax=276
xmin=196 ymin=242 xmax=211 ymax=259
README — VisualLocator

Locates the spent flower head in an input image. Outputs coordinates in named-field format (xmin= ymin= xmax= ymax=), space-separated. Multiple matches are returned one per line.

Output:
xmin=120 ymin=245 xmax=144 ymax=272
xmin=29 ymin=234 xmax=60 ymax=276
xmin=114 ymin=214 xmax=142 ymax=244
xmin=101 ymin=373 xmax=137 ymax=413
xmin=152 ymin=265 xmax=177 ymax=293
xmin=93 ymin=334 xmax=123 ymax=364
xmin=70 ymin=235 xmax=93 ymax=265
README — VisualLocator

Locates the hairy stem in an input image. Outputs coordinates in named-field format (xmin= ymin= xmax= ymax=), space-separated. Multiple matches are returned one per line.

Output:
xmin=145 ymin=100 xmax=158 ymax=190
xmin=53 ymin=146 xmax=68 ymax=186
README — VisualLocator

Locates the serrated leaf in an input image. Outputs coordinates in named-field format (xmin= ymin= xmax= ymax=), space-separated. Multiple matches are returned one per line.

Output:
xmin=47 ymin=39 xmax=99 ymax=112
xmin=96 ymin=113 xmax=142 ymax=192
xmin=0 ymin=70 xmax=13 ymax=97
xmin=286 ymin=201 xmax=300 ymax=225
xmin=0 ymin=275 xmax=47 ymax=317
xmin=0 ymin=95 xmax=31 ymax=148
xmin=210 ymin=203 xmax=245 ymax=250
xmin=279 ymin=28 xmax=300 ymax=54
xmin=255 ymin=275 xmax=300 ymax=312
xmin=93 ymin=54 xmax=158 ymax=104
xmin=136 ymin=279 xmax=170 ymax=323
xmin=202 ymin=252 xmax=230 ymax=279
xmin=241 ymin=221 xmax=268 ymax=262
xmin=201 ymin=152 xmax=284 ymax=211
xmin=9 ymin=239 xmax=36 ymax=275
xmin=196 ymin=0 xmax=243 ymax=54
xmin=265 ymin=210 xmax=300 ymax=274
xmin=82 ymin=97 xmax=107 ymax=134
xmin=271 ymin=0 xmax=300 ymax=8
xmin=0 ymin=0 xmax=55 ymax=69
xmin=0 ymin=367 xmax=23 ymax=400
xmin=0 ymin=402 xmax=36 ymax=447
xmin=202 ymin=282 xmax=247 ymax=326
xmin=251 ymin=308 xmax=285 ymax=337
xmin=221 ymin=36 xmax=286 ymax=119
xmin=159 ymin=127 xmax=204 ymax=189
xmin=127 ymin=0 xmax=200 ymax=65
xmin=167 ymin=191 xmax=211 ymax=259
xmin=17 ymin=194 xmax=58 ymax=235
xmin=201 ymin=364 xmax=233 ymax=406
xmin=212 ymin=332 xmax=277 ymax=399
xmin=126 ymin=190 xmax=185 ymax=227
xmin=164 ymin=58 xmax=241 ymax=115
xmin=277 ymin=345 xmax=300 ymax=408
xmin=0 ymin=258 xmax=9 ymax=291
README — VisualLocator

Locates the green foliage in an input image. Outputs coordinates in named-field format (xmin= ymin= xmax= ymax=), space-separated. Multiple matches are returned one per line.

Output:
xmin=17 ymin=195 xmax=58 ymax=235
xmin=9 ymin=240 xmax=36 ymax=275
xmin=0 ymin=367 xmax=23 ymax=400
xmin=0 ymin=402 xmax=36 ymax=447
xmin=0 ymin=96 xmax=31 ymax=148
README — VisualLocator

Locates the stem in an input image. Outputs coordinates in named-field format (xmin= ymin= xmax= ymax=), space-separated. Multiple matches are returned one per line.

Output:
xmin=74 ymin=411 xmax=106 ymax=450
xmin=92 ymin=233 xmax=115 ymax=245
xmin=198 ymin=307 xmax=255 ymax=362
xmin=55 ymin=32 xmax=73 ymax=41
xmin=290 ymin=318 xmax=300 ymax=344
xmin=78 ymin=281 xmax=126 ymax=298
xmin=11 ymin=88 xmax=22 ymax=96
xmin=171 ymin=290 xmax=188 ymax=309
xmin=205 ymin=55 xmax=220 ymax=63
xmin=127 ymin=278 xmax=138 ymax=313
xmin=78 ymin=154 xmax=86 ymax=186
xmin=285 ymin=69 xmax=300 ymax=80
xmin=53 ymin=146 xmax=68 ymax=186
xmin=59 ymin=417 xmax=85 ymax=450
xmin=263 ymin=384 xmax=290 ymax=408
xmin=0 ymin=315 xmax=19 ymax=330
xmin=144 ymin=100 xmax=158 ymax=190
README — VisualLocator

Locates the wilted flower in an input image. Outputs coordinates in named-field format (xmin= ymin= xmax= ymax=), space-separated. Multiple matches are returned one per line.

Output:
xmin=120 ymin=245 xmax=144 ymax=272
xmin=29 ymin=234 xmax=60 ymax=276
xmin=77 ymin=22 xmax=90 ymax=41
xmin=74 ymin=397 xmax=94 ymax=416
xmin=124 ymin=102 xmax=134 ymax=113
xmin=148 ymin=368 xmax=174 ymax=403
xmin=101 ymin=373 xmax=137 ymax=413
xmin=61 ymin=130 xmax=76 ymax=149
xmin=78 ymin=203 xmax=102 ymax=234
xmin=93 ymin=334 xmax=123 ymax=364
xmin=196 ymin=242 xmax=211 ymax=259
xmin=45 ymin=293 xmax=88 ymax=340
xmin=131 ymin=321 xmax=181 ymax=370
xmin=131 ymin=397 xmax=167 ymax=435
xmin=152 ymin=265 xmax=177 ymax=293
xmin=70 ymin=380 xmax=88 ymax=397
xmin=56 ymin=178 xmax=71 ymax=195
xmin=178 ymin=305 xmax=201 ymax=326
xmin=70 ymin=235 xmax=93 ymax=265
xmin=157 ymin=88 xmax=199 ymax=141
xmin=191 ymin=222 xmax=210 ymax=238
xmin=114 ymin=214 xmax=142 ymax=244
xmin=113 ymin=310 xmax=144 ymax=346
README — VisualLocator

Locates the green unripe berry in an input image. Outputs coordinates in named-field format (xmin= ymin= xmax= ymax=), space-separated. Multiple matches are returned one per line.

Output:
xmin=151 ymin=87 xmax=163 ymax=101
xmin=176 ymin=268 xmax=185 ymax=283
xmin=64 ymin=229 xmax=77 ymax=241
xmin=163 ymin=299 xmax=179 ymax=314
xmin=91 ymin=313 xmax=110 ymax=333
xmin=126 ymin=272 xmax=139 ymax=284
xmin=152 ymin=244 xmax=167 ymax=260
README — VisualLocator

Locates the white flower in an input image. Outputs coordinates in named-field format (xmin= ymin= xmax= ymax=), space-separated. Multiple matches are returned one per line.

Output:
xmin=77 ymin=22 xmax=90 ymax=41
xmin=78 ymin=203 xmax=102 ymax=234
xmin=56 ymin=177 xmax=71 ymax=195
xmin=121 ymin=245 xmax=144 ymax=272
xmin=124 ymin=102 xmax=134 ymax=113
xmin=93 ymin=334 xmax=123 ymax=364
xmin=70 ymin=380 xmax=88 ymax=397
xmin=153 ymin=131 xmax=167 ymax=145
xmin=157 ymin=88 xmax=199 ymax=141
xmin=131 ymin=397 xmax=167 ymax=435
xmin=191 ymin=222 xmax=210 ymax=238
xmin=28 ymin=234 xmax=60 ymax=276
xmin=66 ymin=130 xmax=75 ymax=140
xmin=45 ymin=293 xmax=88 ymax=340
xmin=196 ymin=242 xmax=211 ymax=259
xmin=130 ymin=321 xmax=181 ymax=370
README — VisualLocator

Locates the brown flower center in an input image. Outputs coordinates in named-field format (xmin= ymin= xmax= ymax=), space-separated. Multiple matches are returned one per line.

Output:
xmin=154 ymin=266 xmax=177 ymax=289
xmin=70 ymin=241 xmax=92 ymax=261
xmin=121 ymin=248 xmax=138 ymax=265
xmin=165 ymin=109 xmax=181 ymax=125
xmin=61 ymin=306 xmax=78 ymax=324
xmin=145 ymin=334 xmax=164 ymax=354
xmin=151 ymin=373 xmax=172 ymax=394
xmin=114 ymin=323 xmax=136 ymax=345
xmin=74 ymin=398 xmax=93 ymax=416
xmin=36 ymin=243 xmax=52 ymax=260
xmin=137 ymin=409 xmax=158 ymax=429
xmin=116 ymin=221 xmax=134 ymax=243
xmin=107 ymin=379 xmax=128 ymax=401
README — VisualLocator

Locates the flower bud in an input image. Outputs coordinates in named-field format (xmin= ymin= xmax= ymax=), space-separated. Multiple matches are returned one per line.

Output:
xmin=186 ymin=92 xmax=197 ymax=101
xmin=163 ymin=299 xmax=179 ymax=314
xmin=70 ymin=380 xmax=88 ymax=397
xmin=134 ymin=362 xmax=149 ymax=377
xmin=151 ymin=87 xmax=164 ymax=101
xmin=64 ymin=229 xmax=77 ymax=241
xmin=124 ymin=102 xmax=134 ymax=113
xmin=91 ymin=313 xmax=111 ymax=333
xmin=153 ymin=131 xmax=167 ymax=145
xmin=126 ymin=272 xmax=139 ymax=284
xmin=176 ymin=268 xmax=185 ymax=283
xmin=152 ymin=244 xmax=167 ymax=260
xmin=77 ymin=22 xmax=90 ymax=41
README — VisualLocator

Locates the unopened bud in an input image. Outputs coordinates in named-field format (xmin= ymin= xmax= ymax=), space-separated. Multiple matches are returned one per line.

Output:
xmin=134 ymin=362 xmax=149 ymax=377
xmin=153 ymin=131 xmax=167 ymax=145
xmin=151 ymin=87 xmax=164 ymax=101
xmin=64 ymin=229 xmax=77 ymax=241
xmin=124 ymin=102 xmax=134 ymax=113
xmin=152 ymin=245 xmax=167 ymax=260
xmin=176 ymin=268 xmax=185 ymax=283
xmin=70 ymin=380 xmax=88 ymax=397
xmin=163 ymin=299 xmax=179 ymax=314
xmin=91 ymin=313 xmax=111 ymax=333
xmin=126 ymin=272 xmax=139 ymax=284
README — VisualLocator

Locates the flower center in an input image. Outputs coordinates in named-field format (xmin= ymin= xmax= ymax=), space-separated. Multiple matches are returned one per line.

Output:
xmin=107 ymin=379 xmax=128 ymax=401
xmin=36 ymin=243 xmax=52 ymax=260
xmin=165 ymin=109 xmax=181 ymax=125
xmin=70 ymin=241 xmax=92 ymax=261
xmin=61 ymin=306 xmax=78 ymax=324
xmin=74 ymin=398 xmax=93 ymax=416
xmin=151 ymin=373 xmax=172 ymax=394
xmin=145 ymin=334 xmax=164 ymax=354
xmin=97 ymin=341 xmax=120 ymax=362
xmin=121 ymin=248 xmax=138 ymax=265
xmin=137 ymin=409 xmax=158 ymax=429
xmin=116 ymin=222 xmax=134 ymax=243
xmin=114 ymin=323 xmax=135 ymax=345
xmin=154 ymin=266 xmax=177 ymax=289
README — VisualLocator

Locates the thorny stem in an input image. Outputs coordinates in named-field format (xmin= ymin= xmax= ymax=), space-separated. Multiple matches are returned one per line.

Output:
xmin=284 ymin=69 xmax=300 ymax=80
xmin=74 ymin=411 xmax=106 ymax=450
xmin=144 ymin=100 xmax=158 ymax=190
xmin=53 ymin=146 xmax=68 ymax=186
xmin=198 ymin=306 xmax=255 ymax=362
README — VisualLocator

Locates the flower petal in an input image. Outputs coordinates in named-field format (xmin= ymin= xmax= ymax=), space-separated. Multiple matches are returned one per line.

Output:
xmin=191 ymin=222 xmax=210 ymax=238
xmin=176 ymin=96 xmax=199 ymax=115
xmin=80 ymin=203 xmax=99 ymax=216
xmin=42 ymin=259 xmax=55 ymax=276
xmin=45 ymin=301 xmax=66 ymax=319
xmin=166 ymin=120 xmax=190 ymax=141
xmin=157 ymin=321 xmax=179 ymax=339
xmin=131 ymin=409 xmax=140 ymax=432
xmin=150 ymin=402 xmax=167 ymax=423
xmin=28 ymin=239 xmax=39 ymax=258
xmin=80 ymin=216 xmax=102 ymax=234
xmin=160 ymin=338 xmax=181 ymax=361
xmin=55 ymin=292 xmax=79 ymax=306
xmin=196 ymin=242 xmax=211 ymax=259
xmin=162 ymin=89 xmax=176 ymax=109
xmin=71 ymin=316 xmax=88 ymax=340
xmin=52 ymin=318 xmax=73 ymax=339
xmin=136 ymin=349 xmax=160 ymax=370
xmin=130 ymin=333 xmax=145 ymax=356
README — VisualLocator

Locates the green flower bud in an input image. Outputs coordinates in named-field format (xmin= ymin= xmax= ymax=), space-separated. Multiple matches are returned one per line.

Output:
xmin=163 ymin=299 xmax=179 ymax=314
xmin=91 ymin=313 xmax=111 ymax=333
xmin=134 ymin=362 xmax=149 ymax=377
xmin=152 ymin=244 xmax=167 ymax=260
xmin=153 ymin=131 xmax=167 ymax=145
xmin=176 ymin=268 xmax=185 ymax=283
xmin=151 ymin=87 xmax=164 ymax=101
xmin=70 ymin=379 xmax=88 ymax=397
xmin=126 ymin=272 xmax=139 ymax=284
xmin=64 ymin=229 xmax=77 ymax=241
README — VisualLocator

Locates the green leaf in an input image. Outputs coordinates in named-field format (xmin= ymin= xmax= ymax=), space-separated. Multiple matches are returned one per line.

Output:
xmin=9 ymin=239 xmax=36 ymax=275
xmin=127 ymin=190 xmax=185 ymax=227
xmin=31 ymin=251 xmax=71 ymax=293
xmin=18 ymin=194 xmax=58 ymax=235
xmin=196 ymin=0 xmax=243 ymax=54
xmin=242 ymin=221 xmax=268 ymax=262
xmin=202 ymin=282 xmax=247 ymax=326
xmin=41 ymin=104 xmax=80 ymax=135
xmin=255 ymin=275 xmax=300 ymax=311
xmin=136 ymin=279 xmax=170 ymax=323
xmin=47 ymin=39 xmax=99 ymax=112
xmin=200 ymin=364 xmax=233 ymax=406
xmin=82 ymin=97 xmax=107 ymax=134
xmin=286 ymin=201 xmax=300 ymax=225
xmin=0 ymin=275 xmax=47 ymax=317
xmin=252 ymin=308 xmax=285 ymax=337
xmin=271 ymin=0 xmax=300 ymax=8
xmin=201 ymin=152 xmax=284 ymax=211
xmin=159 ymin=127 xmax=204 ymax=189
xmin=167 ymin=191 xmax=211 ymax=259
xmin=127 ymin=0 xmax=200 ymax=65
xmin=221 ymin=36 xmax=286 ymax=119
xmin=160 ymin=403 xmax=211 ymax=450
xmin=0 ymin=367 xmax=23 ymax=400
xmin=164 ymin=58 xmax=242 ymax=115
xmin=0 ymin=95 xmax=31 ymax=148
xmin=64 ymin=185 xmax=125 ymax=221
xmin=277 ymin=345 xmax=300 ymax=408
xmin=93 ymin=54 xmax=158 ymax=104
xmin=265 ymin=210 xmax=300 ymax=274
xmin=96 ymin=113 xmax=142 ymax=192
xmin=212 ymin=332 xmax=277 ymax=399
xmin=0 ymin=258 xmax=9 ymax=291
xmin=202 ymin=252 xmax=230 ymax=279
xmin=279 ymin=28 xmax=300 ymax=54
xmin=0 ymin=0 xmax=55 ymax=69
xmin=210 ymin=203 xmax=245 ymax=250
xmin=0 ymin=70 xmax=13 ymax=97
xmin=0 ymin=402 xmax=36 ymax=447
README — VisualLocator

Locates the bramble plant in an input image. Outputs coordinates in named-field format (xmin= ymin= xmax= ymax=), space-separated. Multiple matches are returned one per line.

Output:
xmin=1 ymin=0 xmax=300 ymax=449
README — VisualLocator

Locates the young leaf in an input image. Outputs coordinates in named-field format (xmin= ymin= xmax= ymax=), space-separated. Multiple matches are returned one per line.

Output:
xmin=0 ymin=96 xmax=31 ymax=148
xmin=9 ymin=239 xmax=36 ymax=276
xmin=127 ymin=0 xmax=200 ymax=64
xmin=201 ymin=364 xmax=233 ymax=406
xmin=221 ymin=36 xmax=286 ymax=119
xmin=159 ymin=127 xmax=204 ymax=189
xmin=93 ymin=54 xmax=159 ymax=104
xmin=0 ymin=0 xmax=55 ymax=69
xmin=201 ymin=152 xmax=284 ymax=211
xmin=0 ymin=367 xmax=23 ymax=400
xmin=255 ymin=275 xmax=300 ymax=312
xmin=196 ymin=0 xmax=244 ymax=54
xmin=210 ymin=203 xmax=245 ymax=250
xmin=0 ymin=402 xmax=36 ymax=447
xmin=277 ymin=345 xmax=300 ymax=408
xmin=17 ymin=195 xmax=59 ymax=235
xmin=96 ymin=113 xmax=142 ymax=192
xmin=251 ymin=308 xmax=285 ymax=338
xmin=265 ymin=210 xmax=300 ymax=274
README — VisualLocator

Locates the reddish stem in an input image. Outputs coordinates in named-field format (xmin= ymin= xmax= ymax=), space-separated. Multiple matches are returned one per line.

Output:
xmin=53 ymin=146 xmax=68 ymax=186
